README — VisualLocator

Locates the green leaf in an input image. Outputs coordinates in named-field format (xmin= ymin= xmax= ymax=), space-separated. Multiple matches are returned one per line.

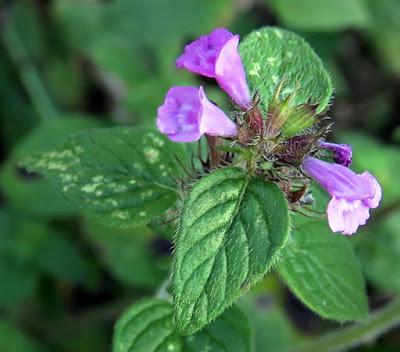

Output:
xmin=269 ymin=0 xmax=370 ymax=32
xmin=0 ymin=210 xmax=44 ymax=307
xmin=113 ymin=299 xmax=183 ymax=352
xmin=365 ymin=0 xmax=400 ymax=75
xmin=0 ymin=115 xmax=102 ymax=218
xmin=355 ymin=211 xmax=400 ymax=293
xmin=173 ymin=167 xmax=290 ymax=334
xmin=113 ymin=299 xmax=254 ymax=352
xmin=277 ymin=216 xmax=368 ymax=322
xmin=239 ymin=27 xmax=333 ymax=113
xmin=36 ymin=230 xmax=99 ymax=287
xmin=185 ymin=305 xmax=254 ymax=352
xmin=0 ymin=256 xmax=38 ymax=307
xmin=101 ymin=0 xmax=234 ymax=48
xmin=84 ymin=221 xmax=168 ymax=288
xmin=239 ymin=291 xmax=300 ymax=352
xmin=22 ymin=127 xmax=187 ymax=228
xmin=0 ymin=320 xmax=48 ymax=352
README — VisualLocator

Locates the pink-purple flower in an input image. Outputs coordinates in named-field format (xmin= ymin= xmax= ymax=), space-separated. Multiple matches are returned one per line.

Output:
xmin=157 ymin=27 xmax=382 ymax=236
xmin=320 ymin=141 xmax=352 ymax=166
xmin=157 ymin=86 xmax=237 ymax=142
xmin=176 ymin=28 xmax=251 ymax=109
xmin=157 ymin=28 xmax=251 ymax=142
xmin=303 ymin=157 xmax=382 ymax=235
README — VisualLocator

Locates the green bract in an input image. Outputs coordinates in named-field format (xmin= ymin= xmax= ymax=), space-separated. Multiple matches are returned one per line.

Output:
xmin=239 ymin=27 xmax=333 ymax=113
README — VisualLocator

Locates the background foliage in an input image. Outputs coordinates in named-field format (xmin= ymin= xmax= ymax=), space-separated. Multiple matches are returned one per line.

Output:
xmin=0 ymin=0 xmax=399 ymax=351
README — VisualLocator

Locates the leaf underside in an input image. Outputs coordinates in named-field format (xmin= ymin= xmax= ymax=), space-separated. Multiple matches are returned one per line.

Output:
xmin=173 ymin=167 xmax=290 ymax=334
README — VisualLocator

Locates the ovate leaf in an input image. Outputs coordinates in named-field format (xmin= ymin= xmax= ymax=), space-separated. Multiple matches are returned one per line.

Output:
xmin=22 ymin=127 xmax=187 ymax=228
xmin=113 ymin=299 xmax=254 ymax=352
xmin=277 ymin=217 xmax=368 ymax=322
xmin=270 ymin=0 xmax=370 ymax=32
xmin=0 ymin=321 xmax=48 ymax=352
xmin=185 ymin=305 xmax=254 ymax=352
xmin=239 ymin=27 xmax=332 ymax=113
xmin=85 ymin=221 xmax=168 ymax=289
xmin=0 ymin=115 xmax=102 ymax=218
xmin=113 ymin=299 xmax=182 ymax=352
xmin=173 ymin=167 xmax=290 ymax=334
xmin=355 ymin=211 xmax=400 ymax=293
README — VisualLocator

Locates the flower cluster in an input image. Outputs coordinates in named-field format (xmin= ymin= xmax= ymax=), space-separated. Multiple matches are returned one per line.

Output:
xmin=156 ymin=28 xmax=382 ymax=235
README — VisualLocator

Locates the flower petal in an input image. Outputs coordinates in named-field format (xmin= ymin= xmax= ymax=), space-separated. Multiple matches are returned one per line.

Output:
xmin=327 ymin=197 xmax=371 ymax=235
xmin=303 ymin=157 xmax=373 ymax=200
xmin=157 ymin=86 xmax=202 ymax=142
xmin=157 ymin=86 xmax=237 ymax=142
xmin=215 ymin=35 xmax=251 ymax=109
xmin=362 ymin=172 xmax=382 ymax=208
xmin=198 ymin=87 xmax=237 ymax=137
xmin=176 ymin=28 xmax=234 ymax=78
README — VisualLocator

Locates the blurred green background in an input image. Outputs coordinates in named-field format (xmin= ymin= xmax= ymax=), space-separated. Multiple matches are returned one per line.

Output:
xmin=0 ymin=0 xmax=399 ymax=351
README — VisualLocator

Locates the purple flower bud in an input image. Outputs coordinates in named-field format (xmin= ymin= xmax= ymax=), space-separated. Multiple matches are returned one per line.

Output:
xmin=303 ymin=157 xmax=382 ymax=235
xmin=157 ymin=86 xmax=238 ymax=142
xmin=176 ymin=28 xmax=251 ymax=110
xmin=320 ymin=141 xmax=352 ymax=166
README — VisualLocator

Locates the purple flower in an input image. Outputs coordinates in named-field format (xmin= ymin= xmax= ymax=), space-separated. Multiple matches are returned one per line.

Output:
xmin=320 ymin=141 xmax=352 ymax=167
xmin=303 ymin=157 xmax=382 ymax=235
xmin=176 ymin=28 xmax=251 ymax=110
xmin=157 ymin=86 xmax=237 ymax=142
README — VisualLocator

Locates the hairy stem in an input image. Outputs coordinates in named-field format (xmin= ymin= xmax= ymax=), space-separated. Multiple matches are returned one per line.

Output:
xmin=206 ymin=135 xmax=220 ymax=169
xmin=295 ymin=298 xmax=400 ymax=352
xmin=1 ymin=7 xmax=58 ymax=121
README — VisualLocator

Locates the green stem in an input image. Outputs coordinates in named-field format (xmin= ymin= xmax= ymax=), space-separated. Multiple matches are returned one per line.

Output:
xmin=296 ymin=298 xmax=400 ymax=352
xmin=1 ymin=8 xmax=58 ymax=121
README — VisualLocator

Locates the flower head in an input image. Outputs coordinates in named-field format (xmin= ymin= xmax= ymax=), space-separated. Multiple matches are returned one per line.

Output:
xmin=320 ymin=141 xmax=352 ymax=166
xmin=176 ymin=28 xmax=251 ymax=109
xmin=157 ymin=86 xmax=237 ymax=142
xmin=303 ymin=157 xmax=382 ymax=235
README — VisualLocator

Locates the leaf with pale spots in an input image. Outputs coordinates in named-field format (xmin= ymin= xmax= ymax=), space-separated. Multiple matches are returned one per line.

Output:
xmin=173 ymin=167 xmax=290 ymax=334
xmin=113 ymin=299 xmax=253 ymax=352
xmin=239 ymin=27 xmax=332 ymax=113
xmin=277 ymin=215 xmax=368 ymax=322
xmin=22 ymin=127 xmax=188 ymax=228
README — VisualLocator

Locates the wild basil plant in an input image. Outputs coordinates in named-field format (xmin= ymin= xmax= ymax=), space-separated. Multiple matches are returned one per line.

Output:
xmin=24 ymin=27 xmax=382 ymax=352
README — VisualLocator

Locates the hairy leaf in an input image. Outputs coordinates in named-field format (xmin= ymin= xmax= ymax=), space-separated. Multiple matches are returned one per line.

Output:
xmin=113 ymin=299 xmax=253 ymax=352
xmin=173 ymin=167 xmax=290 ymax=334
xmin=239 ymin=27 xmax=332 ymax=113
xmin=185 ymin=305 xmax=253 ymax=352
xmin=278 ymin=216 xmax=368 ymax=321
xmin=113 ymin=299 xmax=182 ymax=352
xmin=0 ymin=115 xmax=102 ymax=218
xmin=22 ymin=127 xmax=187 ymax=228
